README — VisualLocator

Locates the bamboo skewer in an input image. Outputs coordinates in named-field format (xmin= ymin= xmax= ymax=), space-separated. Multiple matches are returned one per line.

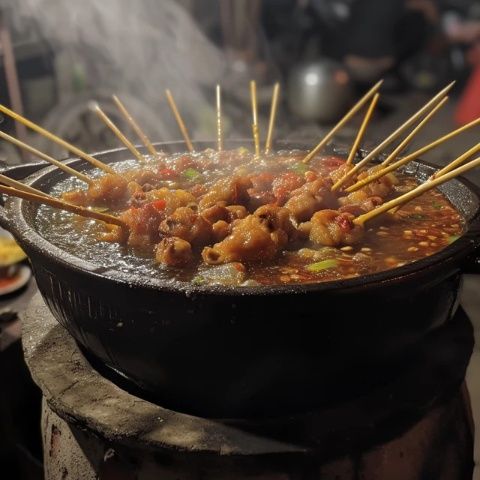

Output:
xmin=0 ymin=171 xmax=51 ymax=198
xmin=216 ymin=85 xmax=223 ymax=152
xmin=165 ymin=89 xmax=194 ymax=152
xmin=112 ymin=95 xmax=159 ymax=158
xmin=432 ymin=141 xmax=480 ymax=179
xmin=331 ymin=81 xmax=455 ymax=190
xmin=345 ymin=116 xmax=480 ymax=194
xmin=380 ymin=96 xmax=448 ymax=167
xmin=0 ymin=104 xmax=115 ymax=175
xmin=345 ymin=93 xmax=379 ymax=168
xmin=0 ymin=130 xmax=92 ymax=185
xmin=355 ymin=153 xmax=480 ymax=226
xmin=301 ymin=79 xmax=384 ymax=164
xmin=92 ymin=103 xmax=145 ymax=164
xmin=265 ymin=82 xmax=280 ymax=154
xmin=250 ymin=80 xmax=261 ymax=157
xmin=0 ymin=184 xmax=128 ymax=229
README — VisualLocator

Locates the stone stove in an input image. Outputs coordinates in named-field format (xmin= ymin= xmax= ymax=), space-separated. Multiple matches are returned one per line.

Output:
xmin=22 ymin=293 xmax=475 ymax=479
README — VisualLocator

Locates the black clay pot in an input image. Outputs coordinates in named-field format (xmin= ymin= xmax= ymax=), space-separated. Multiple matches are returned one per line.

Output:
xmin=1 ymin=141 xmax=479 ymax=418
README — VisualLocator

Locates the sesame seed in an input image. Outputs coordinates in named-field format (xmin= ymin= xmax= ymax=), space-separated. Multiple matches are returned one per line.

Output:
xmin=404 ymin=230 xmax=413 ymax=235
xmin=430 ymin=242 xmax=437 ymax=247
xmin=427 ymin=235 xmax=437 ymax=240
xmin=340 ymin=246 xmax=353 ymax=252
xmin=379 ymin=226 xmax=389 ymax=230
xmin=419 ymin=241 xmax=429 ymax=247
xmin=376 ymin=231 xmax=389 ymax=236
xmin=415 ymin=206 xmax=423 ymax=212
xmin=361 ymin=247 xmax=372 ymax=253
xmin=408 ymin=246 xmax=419 ymax=252
xmin=420 ymin=229 xmax=427 ymax=234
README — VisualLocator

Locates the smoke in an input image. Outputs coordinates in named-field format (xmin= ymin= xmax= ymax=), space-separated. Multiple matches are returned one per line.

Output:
xmin=5 ymin=0 xmax=227 ymax=143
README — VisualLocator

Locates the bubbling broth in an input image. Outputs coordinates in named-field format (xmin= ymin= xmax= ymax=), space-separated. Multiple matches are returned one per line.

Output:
xmin=35 ymin=148 xmax=465 ymax=286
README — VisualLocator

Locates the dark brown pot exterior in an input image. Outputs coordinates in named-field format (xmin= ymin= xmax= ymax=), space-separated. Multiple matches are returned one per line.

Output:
xmin=2 ymin=142 xmax=480 ymax=418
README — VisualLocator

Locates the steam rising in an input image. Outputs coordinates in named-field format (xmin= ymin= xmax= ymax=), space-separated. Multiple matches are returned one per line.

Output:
xmin=8 ymin=0 xmax=226 ymax=139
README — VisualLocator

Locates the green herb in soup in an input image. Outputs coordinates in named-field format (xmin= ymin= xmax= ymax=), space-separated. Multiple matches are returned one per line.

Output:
xmin=34 ymin=148 xmax=465 ymax=286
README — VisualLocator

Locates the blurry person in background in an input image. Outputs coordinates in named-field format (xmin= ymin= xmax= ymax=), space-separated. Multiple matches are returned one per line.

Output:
xmin=261 ymin=0 xmax=439 ymax=89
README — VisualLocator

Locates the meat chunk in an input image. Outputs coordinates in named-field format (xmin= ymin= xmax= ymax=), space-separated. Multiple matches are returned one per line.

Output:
xmin=338 ymin=190 xmax=383 ymax=216
xmin=198 ymin=177 xmax=252 ymax=209
xmin=156 ymin=237 xmax=193 ymax=266
xmin=86 ymin=174 xmax=129 ymax=206
xmin=202 ymin=206 xmax=293 ymax=265
xmin=119 ymin=201 xmax=167 ymax=248
xmin=302 ymin=210 xmax=364 ymax=247
xmin=356 ymin=170 xmax=399 ymax=198
xmin=146 ymin=188 xmax=196 ymax=215
xmin=159 ymin=207 xmax=212 ymax=247
xmin=62 ymin=174 xmax=130 ymax=207
xmin=284 ymin=178 xmax=337 ymax=222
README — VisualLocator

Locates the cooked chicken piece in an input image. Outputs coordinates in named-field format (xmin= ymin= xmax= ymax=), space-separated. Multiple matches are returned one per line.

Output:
xmin=146 ymin=188 xmax=196 ymax=215
xmin=356 ymin=170 xmax=399 ymax=198
xmin=284 ymin=178 xmax=337 ymax=222
xmin=201 ymin=204 xmax=230 ymax=224
xmin=329 ymin=162 xmax=353 ymax=185
xmin=199 ymin=177 xmax=252 ymax=209
xmin=119 ymin=202 xmax=167 ymax=248
xmin=338 ymin=190 xmax=383 ymax=216
xmin=159 ymin=207 xmax=212 ymax=247
xmin=63 ymin=174 xmax=130 ymax=207
xmin=301 ymin=210 xmax=364 ymax=247
xmin=212 ymin=220 xmax=230 ymax=242
xmin=87 ymin=174 xmax=129 ymax=206
xmin=202 ymin=206 xmax=293 ymax=265
xmin=156 ymin=237 xmax=193 ymax=266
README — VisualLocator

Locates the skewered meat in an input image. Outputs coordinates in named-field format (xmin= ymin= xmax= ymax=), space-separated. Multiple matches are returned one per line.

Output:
xmin=301 ymin=210 xmax=364 ymax=247
xmin=156 ymin=237 xmax=193 ymax=266
xmin=202 ymin=206 xmax=293 ymax=264
xmin=159 ymin=206 xmax=212 ymax=247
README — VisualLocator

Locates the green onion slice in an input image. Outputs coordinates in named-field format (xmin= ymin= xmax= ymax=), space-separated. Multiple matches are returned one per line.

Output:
xmin=306 ymin=259 xmax=338 ymax=272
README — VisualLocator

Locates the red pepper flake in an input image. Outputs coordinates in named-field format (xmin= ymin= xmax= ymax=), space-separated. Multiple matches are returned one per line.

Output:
xmin=158 ymin=167 xmax=177 ymax=179
xmin=149 ymin=199 xmax=166 ymax=211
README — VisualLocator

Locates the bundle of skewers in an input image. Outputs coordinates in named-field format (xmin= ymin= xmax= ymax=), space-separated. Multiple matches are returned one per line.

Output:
xmin=0 ymin=77 xmax=479 ymax=241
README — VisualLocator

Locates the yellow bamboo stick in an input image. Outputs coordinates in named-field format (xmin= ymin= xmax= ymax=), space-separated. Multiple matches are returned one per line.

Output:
xmin=0 ymin=184 xmax=127 ymax=228
xmin=91 ymin=103 xmax=145 ymax=164
xmin=355 ymin=153 xmax=480 ymax=225
xmin=301 ymin=79 xmax=384 ymax=164
xmin=112 ymin=95 xmax=159 ymax=158
xmin=345 ymin=115 xmax=480 ymax=194
xmin=250 ymin=80 xmax=260 ymax=157
xmin=165 ymin=89 xmax=194 ymax=152
xmin=380 ymin=96 xmax=448 ymax=167
xmin=265 ymin=82 xmax=280 ymax=154
xmin=0 ymin=130 xmax=92 ymax=184
xmin=216 ymin=85 xmax=223 ymax=152
xmin=0 ymin=104 xmax=115 ymax=174
xmin=331 ymin=81 xmax=455 ymax=190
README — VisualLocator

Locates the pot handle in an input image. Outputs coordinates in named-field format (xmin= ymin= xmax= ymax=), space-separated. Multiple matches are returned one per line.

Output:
xmin=0 ymin=161 xmax=46 ymax=231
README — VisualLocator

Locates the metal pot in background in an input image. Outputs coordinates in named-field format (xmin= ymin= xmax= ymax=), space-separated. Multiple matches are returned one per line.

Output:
xmin=287 ymin=59 xmax=354 ymax=123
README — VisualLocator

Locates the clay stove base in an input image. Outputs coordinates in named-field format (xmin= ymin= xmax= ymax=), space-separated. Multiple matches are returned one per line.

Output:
xmin=22 ymin=293 xmax=474 ymax=479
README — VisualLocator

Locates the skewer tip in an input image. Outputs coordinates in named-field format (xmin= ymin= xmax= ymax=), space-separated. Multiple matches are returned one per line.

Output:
xmin=89 ymin=101 xmax=101 ymax=112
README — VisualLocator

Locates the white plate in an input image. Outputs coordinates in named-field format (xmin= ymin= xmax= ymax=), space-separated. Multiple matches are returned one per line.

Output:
xmin=0 ymin=265 xmax=31 ymax=296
